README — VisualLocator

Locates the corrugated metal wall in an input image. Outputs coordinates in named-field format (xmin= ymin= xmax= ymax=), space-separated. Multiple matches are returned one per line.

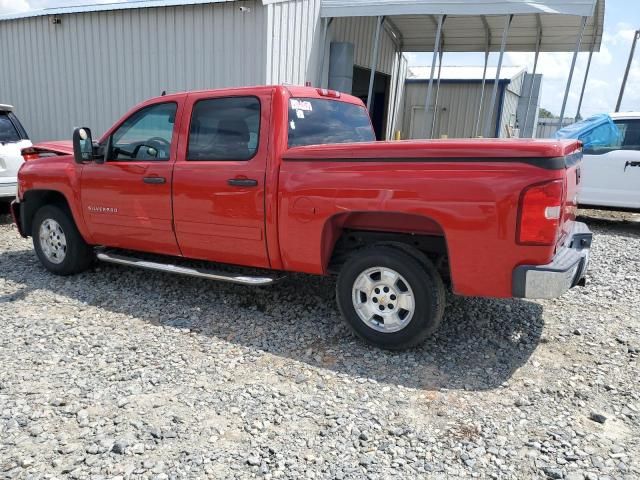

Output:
xmin=331 ymin=16 xmax=396 ymax=75
xmin=398 ymin=81 xmax=504 ymax=139
xmin=265 ymin=0 xmax=323 ymax=85
xmin=0 ymin=2 xmax=267 ymax=141
xmin=498 ymin=71 xmax=524 ymax=137
xmin=0 ymin=0 xmax=401 ymax=142
xmin=517 ymin=74 xmax=542 ymax=138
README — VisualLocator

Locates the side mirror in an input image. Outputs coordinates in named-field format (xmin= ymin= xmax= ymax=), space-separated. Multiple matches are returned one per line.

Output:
xmin=72 ymin=127 xmax=93 ymax=164
xmin=94 ymin=142 xmax=106 ymax=164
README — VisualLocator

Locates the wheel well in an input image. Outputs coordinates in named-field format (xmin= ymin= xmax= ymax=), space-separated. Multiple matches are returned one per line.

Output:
xmin=328 ymin=229 xmax=451 ymax=284
xmin=21 ymin=190 xmax=71 ymax=236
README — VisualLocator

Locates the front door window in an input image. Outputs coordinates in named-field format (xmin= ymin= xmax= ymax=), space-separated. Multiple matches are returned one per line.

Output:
xmin=109 ymin=102 xmax=177 ymax=161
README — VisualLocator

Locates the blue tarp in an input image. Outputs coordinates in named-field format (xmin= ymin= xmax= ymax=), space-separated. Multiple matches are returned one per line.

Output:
xmin=554 ymin=114 xmax=620 ymax=149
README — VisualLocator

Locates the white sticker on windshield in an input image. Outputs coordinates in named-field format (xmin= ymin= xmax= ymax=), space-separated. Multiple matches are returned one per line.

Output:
xmin=290 ymin=99 xmax=313 ymax=111
xmin=296 ymin=109 xmax=305 ymax=119
xmin=289 ymin=121 xmax=296 ymax=130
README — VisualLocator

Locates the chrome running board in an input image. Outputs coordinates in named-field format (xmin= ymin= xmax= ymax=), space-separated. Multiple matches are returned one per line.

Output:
xmin=96 ymin=251 xmax=278 ymax=286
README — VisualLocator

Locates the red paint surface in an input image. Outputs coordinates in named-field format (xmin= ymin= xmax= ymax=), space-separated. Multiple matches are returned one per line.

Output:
xmin=17 ymin=85 xmax=581 ymax=298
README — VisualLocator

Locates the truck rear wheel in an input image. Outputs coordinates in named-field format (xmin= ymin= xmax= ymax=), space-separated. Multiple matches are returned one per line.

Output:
xmin=32 ymin=205 xmax=94 ymax=275
xmin=336 ymin=246 xmax=445 ymax=350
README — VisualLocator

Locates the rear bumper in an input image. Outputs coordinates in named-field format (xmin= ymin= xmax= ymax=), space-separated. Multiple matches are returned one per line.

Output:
xmin=513 ymin=222 xmax=592 ymax=299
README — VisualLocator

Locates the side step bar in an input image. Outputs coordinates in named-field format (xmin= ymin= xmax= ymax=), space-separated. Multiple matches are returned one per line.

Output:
xmin=96 ymin=250 xmax=279 ymax=286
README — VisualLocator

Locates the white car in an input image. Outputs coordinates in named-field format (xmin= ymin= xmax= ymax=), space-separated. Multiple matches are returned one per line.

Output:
xmin=577 ymin=112 xmax=640 ymax=211
xmin=0 ymin=104 xmax=31 ymax=204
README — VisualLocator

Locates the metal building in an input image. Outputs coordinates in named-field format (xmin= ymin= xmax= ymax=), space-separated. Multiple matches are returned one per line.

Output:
xmin=0 ymin=0 xmax=404 ymax=141
xmin=399 ymin=66 xmax=543 ymax=139
xmin=0 ymin=0 xmax=604 ymax=142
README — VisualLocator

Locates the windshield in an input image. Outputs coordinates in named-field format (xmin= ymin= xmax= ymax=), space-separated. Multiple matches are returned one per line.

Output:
xmin=288 ymin=98 xmax=375 ymax=148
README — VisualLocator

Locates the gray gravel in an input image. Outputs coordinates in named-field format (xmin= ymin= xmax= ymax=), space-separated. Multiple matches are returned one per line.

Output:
xmin=0 ymin=209 xmax=638 ymax=479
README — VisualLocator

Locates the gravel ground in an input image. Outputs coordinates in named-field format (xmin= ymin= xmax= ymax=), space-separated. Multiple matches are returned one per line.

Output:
xmin=0 ymin=210 xmax=638 ymax=479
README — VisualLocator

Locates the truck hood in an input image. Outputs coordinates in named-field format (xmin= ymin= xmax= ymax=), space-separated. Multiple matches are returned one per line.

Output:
xmin=283 ymin=138 xmax=582 ymax=169
xmin=30 ymin=140 xmax=74 ymax=155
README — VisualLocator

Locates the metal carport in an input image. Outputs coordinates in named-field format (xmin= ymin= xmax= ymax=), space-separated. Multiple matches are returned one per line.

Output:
xmin=319 ymin=0 xmax=605 ymax=138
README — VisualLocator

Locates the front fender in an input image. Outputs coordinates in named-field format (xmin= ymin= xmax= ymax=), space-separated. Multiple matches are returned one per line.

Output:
xmin=18 ymin=156 xmax=92 ymax=243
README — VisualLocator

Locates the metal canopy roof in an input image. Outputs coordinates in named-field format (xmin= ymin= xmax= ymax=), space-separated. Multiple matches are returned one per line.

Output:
xmin=1 ymin=0 xmax=604 ymax=53
xmin=321 ymin=0 xmax=598 ymax=17
xmin=322 ymin=0 xmax=605 ymax=52
xmin=407 ymin=65 xmax=526 ymax=81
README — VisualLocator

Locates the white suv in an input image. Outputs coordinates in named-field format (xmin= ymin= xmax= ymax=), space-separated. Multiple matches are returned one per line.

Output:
xmin=0 ymin=104 xmax=31 ymax=204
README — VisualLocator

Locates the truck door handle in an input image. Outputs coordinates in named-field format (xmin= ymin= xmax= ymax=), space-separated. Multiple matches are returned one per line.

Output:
xmin=227 ymin=178 xmax=258 ymax=187
xmin=624 ymin=161 xmax=640 ymax=171
xmin=143 ymin=176 xmax=166 ymax=184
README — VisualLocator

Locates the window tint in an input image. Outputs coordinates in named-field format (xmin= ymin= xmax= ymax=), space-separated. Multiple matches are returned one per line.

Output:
xmin=0 ymin=114 xmax=21 ymax=144
xmin=288 ymin=98 xmax=375 ymax=148
xmin=109 ymin=102 xmax=177 ymax=161
xmin=615 ymin=120 xmax=640 ymax=150
xmin=188 ymin=97 xmax=260 ymax=161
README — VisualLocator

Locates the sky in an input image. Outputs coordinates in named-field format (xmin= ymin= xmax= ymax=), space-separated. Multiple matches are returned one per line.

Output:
xmin=1 ymin=0 xmax=638 ymax=118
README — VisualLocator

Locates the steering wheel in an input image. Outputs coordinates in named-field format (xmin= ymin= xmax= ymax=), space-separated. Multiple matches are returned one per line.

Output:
xmin=146 ymin=137 xmax=171 ymax=156
xmin=131 ymin=137 xmax=171 ymax=159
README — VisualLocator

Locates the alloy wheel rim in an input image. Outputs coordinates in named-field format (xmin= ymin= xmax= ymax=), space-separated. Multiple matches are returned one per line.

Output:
xmin=351 ymin=266 xmax=415 ymax=333
xmin=38 ymin=219 xmax=67 ymax=264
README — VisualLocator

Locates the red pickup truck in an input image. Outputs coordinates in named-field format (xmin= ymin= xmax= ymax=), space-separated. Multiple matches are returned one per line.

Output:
xmin=12 ymin=85 xmax=591 ymax=349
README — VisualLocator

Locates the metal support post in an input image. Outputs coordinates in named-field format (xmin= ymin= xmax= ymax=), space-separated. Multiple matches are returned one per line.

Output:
xmin=483 ymin=14 xmax=512 ymax=138
xmin=522 ymin=14 xmax=542 ymax=137
xmin=474 ymin=51 xmax=489 ymax=137
xmin=616 ymin=29 xmax=640 ymax=112
xmin=318 ymin=17 xmax=333 ymax=87
xmin=431 ymin=49 xmax=444 ymax=138
xmin=423 ymin=14 xmax=445 ymax=138
xmin=389 ymin=49 xmax=404 ymax=139
xmin=366 ymin=15 xmax=384 ymax=111
xmin=474 ymin=16 xmax=491 ymax=137
xmin=559 ymin=15 xmax=587 ymax=125
xmin=575 ymin=41 xmax=594 ymax=120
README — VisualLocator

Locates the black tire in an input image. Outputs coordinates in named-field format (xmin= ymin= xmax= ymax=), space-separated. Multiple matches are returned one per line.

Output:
xmin=0 ymin=200 xmax=10 ymax=215
xmin=32 ymin=204 xmax=94 ymax=275
xmin=336 ymin=245 xmax=445 ymax=350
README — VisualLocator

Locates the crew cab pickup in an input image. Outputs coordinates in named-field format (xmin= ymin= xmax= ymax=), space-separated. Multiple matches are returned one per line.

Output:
xmin=12 ymin=86 xmax=592 ymax=349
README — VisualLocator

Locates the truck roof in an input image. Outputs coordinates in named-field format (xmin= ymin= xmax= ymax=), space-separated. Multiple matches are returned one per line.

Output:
xmin=609 ymin=112 xmax=640 ymax=120
xmin=0 ymin=104 xmax=14 ymax=112
xmin=142 ymin=85 xmax=365 ymax=107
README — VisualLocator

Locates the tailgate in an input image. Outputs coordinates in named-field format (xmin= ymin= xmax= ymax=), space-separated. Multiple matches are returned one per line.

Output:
xmin=558 ymin=151 xmax=582 ymax=248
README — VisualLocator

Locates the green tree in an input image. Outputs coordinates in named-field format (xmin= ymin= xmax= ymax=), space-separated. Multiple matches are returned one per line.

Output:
xmin=538 ymin=108 xmax=556 ymax=119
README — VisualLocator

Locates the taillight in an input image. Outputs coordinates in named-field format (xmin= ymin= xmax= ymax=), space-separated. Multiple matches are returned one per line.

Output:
xmin=316 ymin=88 xmax=341 ymax=98
xmin=517 ymin=179 xmax=564 ymax=246
xmin=21 ymin=147 xmax=39 ymax=161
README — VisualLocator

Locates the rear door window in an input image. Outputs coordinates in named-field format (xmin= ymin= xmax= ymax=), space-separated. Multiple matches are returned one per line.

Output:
xmin=288 ymin=98 xmax=375 ymax=147
xmin=187 ymin=96 xmax=260 ymax=161
xmin=0 ymin=114 xmax=21 ymax=143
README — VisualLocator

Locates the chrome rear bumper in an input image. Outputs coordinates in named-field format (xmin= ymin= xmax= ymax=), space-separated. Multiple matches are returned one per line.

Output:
xmin=513 ymin=222 xmax=592 ymax=299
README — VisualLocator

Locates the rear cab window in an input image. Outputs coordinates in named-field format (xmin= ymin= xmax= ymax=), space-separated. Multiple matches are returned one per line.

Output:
xmin=287 ymin=98 xmax=375 ymax=148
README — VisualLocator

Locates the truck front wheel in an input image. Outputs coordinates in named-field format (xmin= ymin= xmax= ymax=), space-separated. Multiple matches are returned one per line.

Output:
xmin=32 ymin=205 xmax=94 ymax=275
xmin=336 ymin=246 xmax=446 ymax=350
